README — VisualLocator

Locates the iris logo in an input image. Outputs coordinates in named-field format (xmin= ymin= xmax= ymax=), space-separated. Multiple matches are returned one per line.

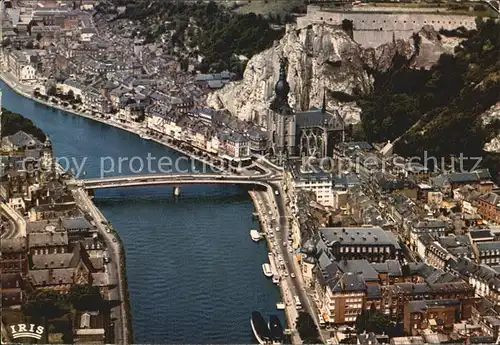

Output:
xmin=9 ymin=324 xmax=44 ymax=340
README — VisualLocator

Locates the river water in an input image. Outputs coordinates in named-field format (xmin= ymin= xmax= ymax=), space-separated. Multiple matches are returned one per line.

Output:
xmin=1 ymin=80 xmax=284 ymax=343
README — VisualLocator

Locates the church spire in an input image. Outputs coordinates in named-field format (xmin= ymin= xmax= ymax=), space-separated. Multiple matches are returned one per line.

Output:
xmin=274 ymin=57 xmax=290 ymax=101
xmin=322 ymin=87 xmax=327 ymax=113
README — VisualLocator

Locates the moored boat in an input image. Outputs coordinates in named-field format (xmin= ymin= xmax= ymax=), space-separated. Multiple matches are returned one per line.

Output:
xmin=250 ymin=229 xmax=263 ymax=242
xmin=251 ymin=311 xmax=271 ymax=345
xmin=262 ymin=263 xmax=273 ymax=277
xmin=268 ymin=315 xmax=284 ymax=344
xmin=139 ymin=132 xmax=152 ymax=140
xmin=272 ymin=274 xmax=280 ymax=284
xmin=276 ymin=302 xmax=285 ymax=310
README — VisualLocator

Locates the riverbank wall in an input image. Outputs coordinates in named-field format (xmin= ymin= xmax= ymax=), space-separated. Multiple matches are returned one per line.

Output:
xmin=1 ymin=73 xmax=286 ymax=342
xmin=1 ymin=73 xmax=133 ymax=344
xmin=248 ymin=190 xmax=301 ymax=345
xmin=0 ymin=73 xmax=225 ymax=173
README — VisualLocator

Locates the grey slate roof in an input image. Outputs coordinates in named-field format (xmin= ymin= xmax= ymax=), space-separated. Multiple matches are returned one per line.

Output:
xmin=32 ymin=253 xmax=74 ymax=269
xmin=28 ymin=231 xmax=69 ymax=248
xmin=28 ymin=268 xmax=75 ymax=285
xmin=337 ymin=260 xmax=379 ymax=282
xmin=5 ymin=131 xmax=42 ymax=149
xmin=0 ymin=237 xmax=27 ymax=253
xmin=407 ymin=299 xmax=461 ymax=313
xmin=366 ymin=283 xmax=381 ymax=299
xmin=319 ymin=226 xmax=400 ymax=248
xmin=61 ymin=217 xmax=92 ymax=231
xmin=371 ymin=260 xmax=402 ymax=276
xmin=476 ymin=241 xmax=500 ymax=253
xmin=478 ymin=192 xmax=500 ymax=205
xmin=333 ymin=272 xmax=366 ymax=292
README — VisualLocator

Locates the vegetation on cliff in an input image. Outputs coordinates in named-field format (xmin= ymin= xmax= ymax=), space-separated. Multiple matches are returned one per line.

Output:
xmin=105 ymin=0 xmax=284 ymax=73
xmin=359 ymin=18 xmax=500 ymax=170
xmin=1 ymin=108 xmax=46 ymax=141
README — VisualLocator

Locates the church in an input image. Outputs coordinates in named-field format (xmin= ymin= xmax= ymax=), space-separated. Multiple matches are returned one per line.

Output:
xmin=266 ymin=58 xmax=345 ymax=164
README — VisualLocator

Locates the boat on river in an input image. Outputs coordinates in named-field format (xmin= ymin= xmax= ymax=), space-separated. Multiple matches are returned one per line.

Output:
xmin=251 ymin=311 xmax=271 ymax=345
xmin=262 ymin=263 xmax=273 ymax=277
xmin=276 ymin=302 xmax=285 ymax=310
xmin=250 ymin=229 xmax=263 ymax=242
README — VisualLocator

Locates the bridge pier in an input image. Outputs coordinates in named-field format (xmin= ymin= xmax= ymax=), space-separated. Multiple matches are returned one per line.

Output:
xmin=173 ymin=186 xmax=181 ymax=197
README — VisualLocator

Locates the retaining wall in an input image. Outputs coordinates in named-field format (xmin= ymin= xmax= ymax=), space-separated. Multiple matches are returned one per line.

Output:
xmin=297 ymin=5 xmax=478 ymax=47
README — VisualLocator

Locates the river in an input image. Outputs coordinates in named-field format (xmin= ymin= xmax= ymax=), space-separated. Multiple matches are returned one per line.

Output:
xmin=1 ymin=80 xmax=284 ymax=343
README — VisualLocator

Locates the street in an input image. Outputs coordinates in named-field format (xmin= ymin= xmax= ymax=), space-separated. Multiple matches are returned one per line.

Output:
xmin=0 ymin=202 xmax=26 ymax=239
xmin=251 ymin=179 xmax=322 ymax=344
xmin=73 ymin=188 xmax=128 ymax=344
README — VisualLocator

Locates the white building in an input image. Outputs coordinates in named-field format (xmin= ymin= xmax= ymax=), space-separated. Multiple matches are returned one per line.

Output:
xmin=292 ymin=168 xmax=335 ymax=207
xmin=220 ymin=133 xmax=251 ymax=161
xmin=58 ymin=79 xmax=85 ymax=98
xmin=8 ymin=51 xmax=36 ymax=81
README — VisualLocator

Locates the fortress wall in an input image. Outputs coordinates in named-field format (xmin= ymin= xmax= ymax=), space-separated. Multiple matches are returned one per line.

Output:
xmin=306 ymin=12 xmax=476 ymax=31
xmin=297 ymin=8 xmax=477 ymax=47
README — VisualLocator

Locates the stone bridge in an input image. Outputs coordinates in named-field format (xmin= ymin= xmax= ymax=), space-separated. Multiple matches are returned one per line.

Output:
xmin=67 ymin=173 xmax=273 ymax=190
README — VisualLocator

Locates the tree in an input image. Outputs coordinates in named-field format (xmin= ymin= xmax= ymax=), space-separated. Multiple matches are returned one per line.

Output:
xmin=1 ymin=108 xmax=46 ymax=141
xmin=47 ymin=85 xmax=57 ymax=96
xmin=68 ymin=284 xmax=106 ymax=311
xmin=355 ymin=309 xmax=392 ymax=335
xmin=67 ymin=90 xmax=75 ymax=99
xmin=36 ymin=33 xmax=43 ymax=41
xmin=22 ymin=290 xmax=69 ymax=320
xmin=296 ymin=311 xmax=321 ymax=344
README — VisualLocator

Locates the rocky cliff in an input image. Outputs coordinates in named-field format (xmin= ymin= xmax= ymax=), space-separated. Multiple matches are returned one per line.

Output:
xmin=206 ymin=24 xmax=371 ymax=126
xmin=482 ymin=103 xmax=500 ymax=153
xmin=206 ymin=23 xmax=462 ymax=127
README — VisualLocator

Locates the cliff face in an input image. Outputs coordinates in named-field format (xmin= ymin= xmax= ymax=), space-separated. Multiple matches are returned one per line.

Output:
xmin=206 ymin=24 xmax=372 ymax=125
xmin=482 ymin=103 xmax=500 ymax=153
xmin=206 ymin=23 xmax=462 ymax=126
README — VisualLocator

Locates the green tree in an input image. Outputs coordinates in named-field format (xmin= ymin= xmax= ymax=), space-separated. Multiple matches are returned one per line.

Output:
xmin=296 ymin=311 xmax=321 ymax=344
xmin=355 ymin=309 xmax=392 ymax=335
xmin=68 ymin=284 xmax=106 ymax=311
xmin=47 ymin=85 xmax=57 ymax=96
xmin=22 ymin=290 xmax=69 ymax=320
xmin=1 ymin=108 xmax=46 ymax=141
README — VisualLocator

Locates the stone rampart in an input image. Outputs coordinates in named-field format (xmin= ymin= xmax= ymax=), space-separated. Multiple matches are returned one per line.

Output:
xmin=297 ymin=5 xmax=478 ymax=47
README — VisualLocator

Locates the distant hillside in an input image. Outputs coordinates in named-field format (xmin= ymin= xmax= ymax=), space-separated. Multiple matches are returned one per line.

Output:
xmin=358 ymin=18 xmax=500 ymax=171
xmin=102 ymin=0 xmax=285 ymax=73
xmin=1 ymin=109 xmax=46 ymax=142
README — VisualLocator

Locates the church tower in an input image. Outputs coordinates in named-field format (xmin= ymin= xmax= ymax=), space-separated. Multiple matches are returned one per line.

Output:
xmin=267 ymin=58 xmax=296 ymax=163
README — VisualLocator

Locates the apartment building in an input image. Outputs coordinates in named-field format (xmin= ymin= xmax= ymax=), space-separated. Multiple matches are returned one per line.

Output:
xmin=8 ymin=50 xmax=36 ymax=81
xmin=404 ymin=299 xmax=463 ymax=335
xmin=315 ymin=226 xmax=401 ymax=263
xmin=477 ymin=191 xmax=500 ymax=224
xmin=292 ymin=168 xmax=336 ymax=208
